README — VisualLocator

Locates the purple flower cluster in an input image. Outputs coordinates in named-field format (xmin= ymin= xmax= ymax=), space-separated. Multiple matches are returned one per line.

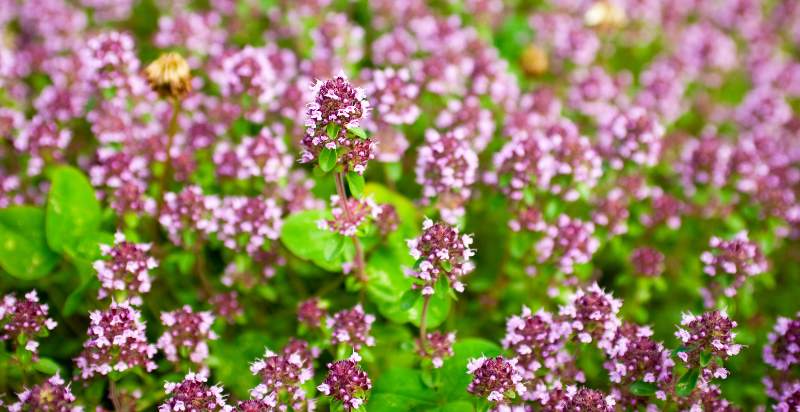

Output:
xmin=211 ymin=46 xmax=278 ymax=123
xmin=362 ymin=67 xmax=420 ymax=126
xmin=215 ymin=196 xmax=283 ymax=255
xmin=212 ymin=126 xmax=292 ymax=182
xmin=75 ymin=301 xmax=156 ymax=379
xmin=297 ymin=298 xmax=327 ymax=329
xmin=502 ymin=306 xmax=571 ymax=385
xmin=300 ymin=74 xmax=373 ymax=174
xmin=93 ymin=232 xmax=158 ymax=306
xmin=605 ymin=324 xmax=673 ymax=389
xmin=160 ymin=372 xmax=233 ymax=412
xmin=327 ymin=304 xmax=375 ymax=349
xmin=536 ymin=215 xmax=599 ymax=274
xmin=630 ymin=247 xmax=665 ymax=277
xmin=597 ymin=106 xmax=664 ymax=170
xmin=0 ymin=291 xmax=57 ymax=356
xmin=248 ymin=343 xmax=315 ymax=410
xmin=700 ymin=231 xmax=767 ymax=307
xmin=466 ymin=355 xmax=526 ymax=405
xmin=406 ymin=219 xmax=475 ymax=295
xmin=415 ymin=129 xmax=478 ymax=223
xmin=560 ymin=283 xmax=622 ymax=351
xmin=675 ymin=311 xmax=741 ymax=380
xmin=210 ymin=292 xmax=243 ymax=324
xmin=317 ymin=195 xmax=380 ymax=237
xmin=8 ymin=374 xmax=81 ymax=412
xmin=547 ymin=387 xmax=616 ymax=412
xmin=317 ymin=352 xmax=372 ymax=411
xmin=157 ymin=305 xmax=217 ymax=366
xmin=493 ymin=118 xmax=601 ymax=203
xmin=764 ymin=312 xmax=800 ymax=371
xmin=417 ymin=331 xmax=455 ymax=368
xmin=159 ymin=186 xmax=219 ymax=246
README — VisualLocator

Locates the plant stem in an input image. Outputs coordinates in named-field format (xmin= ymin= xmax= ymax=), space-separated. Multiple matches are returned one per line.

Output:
xmin=194 ymin=241 xmax=213 ymax=298
xmin=109 ymin=379 xmax=122 ymax=412
xmin=418 ymin=294 xmax=432 ymax=355
xmin=155 ymin=97 xmax=181 ymax=220
xmin=334 ymin=171 xmax=367 ymax=283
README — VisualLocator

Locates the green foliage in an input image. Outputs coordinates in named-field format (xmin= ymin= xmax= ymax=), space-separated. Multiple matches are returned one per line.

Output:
xmin=280 ymin=209 xmax=351 ymax=271
xmin=676 ymin=368 xmax=700 ymax=397
xmin=45 ymin=166 xmax=102 ymax=254
xmin=369 ymin=339 xmax=501 ymax=411
xmin=320 ymin=148 xmax=338 ymax=172
xmin=0 ymin=207 xmax=59 ymax=279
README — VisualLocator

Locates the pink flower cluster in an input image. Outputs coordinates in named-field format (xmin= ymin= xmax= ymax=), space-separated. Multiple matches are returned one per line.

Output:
xmin=159 ymin=185 xmax=220 ymax=246
xmin=415 ymin=129 xmax=478 ymax=223
xmin=300 ymin=74 xmax=374 ymax=174
xmin=8 ymin=375 xmax=81 ymax=412
xmin=406 ymin=219 xmax=475 ymax=295
xmin=560 ymin=283 xmax=622 ymax=352
xmin=212 ymin=126 xmax=292 ymax=182
xmin=0 ymin=291 xmax=57 ymax=356
xmin=317 ymin=195 xmax=380 ymax=237
xmin=248 ymin=342 xmax=315 ymax=410
xmin=417 ymin=331 xmax=455 ymax=368
xmin=675 ymin=311 xmax=741 ymax=380
xmin=157 ymin=305 xmax=217 ymax=366
xmin=700 ymin=231 xmax=767 ymax=307
xmin=493 ymin=118 xmax=601 ymax=203
xmin=317 ymin=352 xmax=371 ymax=411
xmin=75 ymin=300 xmax=156 ymax=379
xmin=297 ymin=297 xmax=327 ymax=329
xmin=466 ymin=355 xmax=526 ymax=405
xmin=160 ymin=372 xmax=233 ymax=412
xmin=764 ymin=312 xmax=800 ymax=371
xmin=327 ymin=304 xmax=375 ymax=349
xmin=215 ymin=196 xmax=283 ymax=255
xmin=93 ymin=232 xmax=158 ymax=305
xmin=536 ymin=215 xmax=599 ymax=275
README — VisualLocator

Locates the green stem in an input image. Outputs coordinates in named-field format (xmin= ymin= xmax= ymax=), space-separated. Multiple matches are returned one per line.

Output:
xmin=155 ymin=97 xmax=181 ymax=220
xmin=418 ymin=294 xmax=432 ymax=355
xmin=109 ymin=378 xmax=122 ymax=412
xmin=334 ymin=172 xmax=367 ymax=284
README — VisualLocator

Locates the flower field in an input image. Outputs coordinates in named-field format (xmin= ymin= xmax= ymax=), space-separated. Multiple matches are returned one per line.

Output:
xmin=1 ymin=0 xmax=800 ymax=410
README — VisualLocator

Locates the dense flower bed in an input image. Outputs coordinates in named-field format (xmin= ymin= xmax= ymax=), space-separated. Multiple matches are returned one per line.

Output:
xmin=1 ymin=0 xmax=800 ymax=410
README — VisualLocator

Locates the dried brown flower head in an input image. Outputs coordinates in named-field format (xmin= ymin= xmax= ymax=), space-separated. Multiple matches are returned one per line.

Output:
xmin=144 ymin=52 xmax=191 ymax=99
xmin=520 ymin=44 xmax=549 ymax=76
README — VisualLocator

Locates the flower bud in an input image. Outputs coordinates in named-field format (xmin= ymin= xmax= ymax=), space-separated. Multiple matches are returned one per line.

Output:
xmin=520 ymin=44 xmax=548 ymax=76
xmin=144 ymin=52 xmax=192 ymax=99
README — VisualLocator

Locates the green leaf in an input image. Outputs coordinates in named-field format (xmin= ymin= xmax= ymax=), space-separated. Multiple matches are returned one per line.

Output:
xmin=324 ymin=235 xmax=346 ymax=262
xmin=327 ymin=123 xmax=341 ymax=140
xmin=629 ymin=381 xmax=657 ymax=396
xmin=699 ymin=351 xmax=712 ymax=367
xmin=408 ymin=287 xmax=450 ymax=328
xmin=0 ymin=207 xmax=60 ymax=279
xmin=67 ymin=231 xmax=115 ymax=261
xmin=346 ymin=172 xmax=365 ymax=198
xmin=347 ymin=125 xmax=368 ymax=139
xmin=675 ymin=368 xmax=700 ymax=397
xmin=280 ymin=210 xmax=350 ymax=271
xmin=209 ymin=331 xmax=272 ymax=399
xmin=319 ymin=148 xmax=337 ymax=172
xmin=370 ymin=367 xmax=437 ymax=410
xmin=46 ymin=166 xmax=102 ymax=253
xmin=63 ymin=273 xmax=98 ymax=316
xmin=398 ymin=290 xmax=419 ymax=310
xmin=33 ymin=357 xmax=61 ymax=375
